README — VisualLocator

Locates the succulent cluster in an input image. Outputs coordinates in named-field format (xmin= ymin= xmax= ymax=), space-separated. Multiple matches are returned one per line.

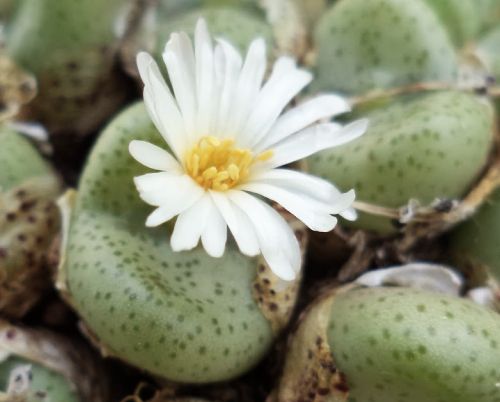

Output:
xmin=1 ymin=0 xmax=500 ymax=401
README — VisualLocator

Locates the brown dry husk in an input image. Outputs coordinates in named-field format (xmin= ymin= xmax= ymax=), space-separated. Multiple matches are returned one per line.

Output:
xmin=270 ymin=283 xmax=359 ymax=402
xmin=0 ymin=175 xmax=61 ymax=319
xmin=0 ymin=320 xmax=110 ymax=402
xmin=0 ymin=49 xmax=36 ymax=123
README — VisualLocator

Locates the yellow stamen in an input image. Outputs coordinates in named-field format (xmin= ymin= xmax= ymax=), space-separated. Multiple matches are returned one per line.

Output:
xmin=184 ymin=136 xmax=273 ymax=191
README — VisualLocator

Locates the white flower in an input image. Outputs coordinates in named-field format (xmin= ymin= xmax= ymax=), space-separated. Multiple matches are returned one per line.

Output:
xmin=130 ymin=19 xmax=368 ymax=281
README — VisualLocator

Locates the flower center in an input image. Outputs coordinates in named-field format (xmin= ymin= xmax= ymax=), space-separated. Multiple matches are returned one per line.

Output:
xmin=185 ymin=136 xmax=273 ymax=191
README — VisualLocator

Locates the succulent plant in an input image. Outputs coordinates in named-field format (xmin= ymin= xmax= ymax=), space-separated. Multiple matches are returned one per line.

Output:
xmin=0 ymin=320 xmax=109 ymax=402
xmin=122 ymin=3 xmax=273 ymax=80
xmin=276 ymin=284 xmax=500 ymax=402
xmin=58 ymin=102 xmax=304 ymax=384
xmin=422 ymin=0 xmax=480 ymax=46
xmin=3 ymin=0 xmax=137 ymax=136
xmin=154 ymin=6 xmax=272 ymax=56
xmin=0 ymin=127 xmax=61 ymax=318
xmin=312 ymin=0 xmax=458 ymax=94
xmin=307 ymin=90 xmax=494 ymax=233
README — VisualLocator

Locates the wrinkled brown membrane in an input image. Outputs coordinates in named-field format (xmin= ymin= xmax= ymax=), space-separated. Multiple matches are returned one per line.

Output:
xmin=0 ymin=51 xmax=36 ymax=122
xmin=271 ymin=284 xmax=358 ymax=402
xmin=0 ymin=175 xmax=61 ymax=319
xmin=0 ymin=320 xmax=110 ymax=402
xmin=253 ymin=206 xmax=308 ymax=334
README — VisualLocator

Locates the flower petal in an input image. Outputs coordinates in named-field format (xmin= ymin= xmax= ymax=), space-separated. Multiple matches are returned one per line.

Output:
xmin=255 ymin=94 xmax=351 ymax=152
xmin=129 ymin=140 xmax=181 ymax=172
xmin=170 ymin=194 xmax=211 ymax=252
xmin=241 ymin=182 xmax=340 ymax=232
xmin=195 ymin=19 xmax=215 ymax=137
xmin=163 ymin=33 xmax=197 ymax=138
xmin=214 ymin=39 xmax=243 ymax=137
xmin=137 ymin=52 xmax=186 ymax=158
xmin=249 ymin=168 xmax=340 ymax=202
xmin=210 ymin=190 xmax=260 ymax=256
xmin=145 ymin=181 xmax=204 ymax=226
xmin=241 ymin=63 xmax=312 ymax=148
xmin=201 ymin=200 xmax=227 ymax=258
xmin=249 ymin=169 xmax=358 ymax=221
xmin=225 ymin=38 xmax=266 ymax=137
xmin=264 ymin=119 xmax=368 ymax=169
xmin=133 ymin=173 xmax=204 ymax=221
xmin=228 ymin=191 xmax=300 ymax=280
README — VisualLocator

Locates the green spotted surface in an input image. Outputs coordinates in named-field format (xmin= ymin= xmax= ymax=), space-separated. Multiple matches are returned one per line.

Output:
xmin=313 ymin=0 xmax=458 ymax=94
xmin=0 ymin=128 xmax=53 ymax=192
xmin=449 ymin=189 xmax=500 ymax=282
xmin=308 ymin=91 xmax=493 ymax=233
xmin=328 ymin=287 xmax=500 ymax=402
xmin=5 ymin=0 xmax=128 ymax=70
xmin=422 ymin=0 xmax=480 ymax=46
xmin=64 ymin=102 xmax=273 ymax=383
xmin=4 ymin=0 xmax=130 ymax=133
xmin=0 ymin=356 xmax=80 ymax=402
xmin=156 ymin=6 xmax=273 ymax=58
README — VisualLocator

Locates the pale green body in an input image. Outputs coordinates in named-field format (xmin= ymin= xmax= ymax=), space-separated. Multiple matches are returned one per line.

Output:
xmin=4 ymin=0 xmax=131 ymax=134
xmin=0 ymin=129 xmax=54 ymax=192
xmin=308 ymin=91 xmax=494 ymax=233
xmin=329 ymin=287 xmax=500 ymax=402
xmin=313 ymin=0 xmax=458 ymax=94
xmin=155 ymin=5 xmax=272 ymax=57
xmin=64 ymin=103 xmax=273 ymax=383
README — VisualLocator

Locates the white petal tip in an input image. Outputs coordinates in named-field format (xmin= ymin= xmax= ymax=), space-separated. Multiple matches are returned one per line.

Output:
xmin=145 ymin=219 xmax=159 ymax=228
xmin=196 ymin=18 xmax=208 ymax=31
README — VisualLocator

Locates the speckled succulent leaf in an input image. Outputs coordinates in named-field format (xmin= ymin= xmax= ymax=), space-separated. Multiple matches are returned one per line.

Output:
xmin=308 ymin=91 xmax=494 ymax=233
xmin=0 ymin=129 xmax=61 ymax=318
xmin=156 ymin=6 xmax=273 ymax=58
xmin=4 ymin=0 xmax=134 ymax=135
xmin=123 ymin=4 xmax=274 ymax=82
xmin=449 ymin=188 xmax=500 ymax=286
xmin=0 ymin=129 xmax=53 ymax=192
xmin=328 ymin=287 xmax=500 ymax=402
xmin=0 ymin=357 xmax=79 ymax=402
xmin=313 ymin=0 xmax=458 ymax=94
xmin=61 ymin=102 xmax=301 ymax=383
xmin=422 ymin=0 xmax=480 ymax=46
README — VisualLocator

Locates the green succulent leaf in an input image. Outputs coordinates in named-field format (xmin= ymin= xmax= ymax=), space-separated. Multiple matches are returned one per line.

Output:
xmin=313 ymin=0 xmax=458 ymax=94
xmin=308 ymin=91 xmax=494 ymax=233
xmin=62 ymin=102 xmax=280 ymax=383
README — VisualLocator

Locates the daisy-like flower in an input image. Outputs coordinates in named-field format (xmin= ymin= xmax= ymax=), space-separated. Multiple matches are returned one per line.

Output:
xmin=130 ymin=19 xmax=368 ymax=281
